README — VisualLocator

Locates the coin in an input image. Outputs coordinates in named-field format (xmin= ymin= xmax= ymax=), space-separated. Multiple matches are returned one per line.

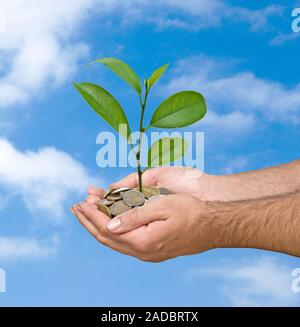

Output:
xmin=123 ymin=189 xmax=145 ymax=206
xmin=106 ymin=193 xmax=123 ymax=201
xmin=110 ymin=201 xmax=131 ymax=216
xmin=97 ymin=199 xmax=115 ymax=206
xmin=97 ymin=203 xmax=112 ymax=218
xmin=141 ymin=186 xmax=160 ymax=199
xmin=147 ymin=195 xmax=165 ymax=202
xmin=111 ymin=187 xmax=131 ymax=195
xmin=104 ymin=189 xmax=115 ymax=198
xmin=159 ymin=187 xmax=172 ymax=195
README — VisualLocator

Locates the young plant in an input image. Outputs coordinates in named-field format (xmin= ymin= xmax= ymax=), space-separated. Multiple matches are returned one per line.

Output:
xmin=73 ymin=58 xmax=207 ymax=192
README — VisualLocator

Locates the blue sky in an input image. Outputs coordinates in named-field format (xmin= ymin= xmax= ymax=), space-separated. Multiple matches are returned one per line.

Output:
xmin=0 ymin=0 xmax=300 ymax=306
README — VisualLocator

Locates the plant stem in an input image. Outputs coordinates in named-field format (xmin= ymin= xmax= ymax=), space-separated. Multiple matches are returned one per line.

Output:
xmin=136 ymin=86 xmax=149 ymax=192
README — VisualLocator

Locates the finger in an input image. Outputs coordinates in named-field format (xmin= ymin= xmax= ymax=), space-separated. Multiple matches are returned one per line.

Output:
xmin=77 ymin=202 xmax=110 ymax=234
xmin=87 ymin=186 xmax=105 ymax=198
xmin=72 ymin=205 xmax=100 ymax=237
xmin=107 ymin=199 xmax=166 ymax=234
xmin=77 ymin=202 xmax=145 ymax=247
xmin=86 ymin=194 xmax=101 ymax=204
xmin=73 ymin=206 xmax=138 ymax=257
xmin=110 ymin=169 xmax=158 ymax=189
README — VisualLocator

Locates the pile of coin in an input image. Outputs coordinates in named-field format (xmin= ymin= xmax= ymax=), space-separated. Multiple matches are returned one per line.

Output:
xmin=96 ymin=187 xmax=172 ymax=218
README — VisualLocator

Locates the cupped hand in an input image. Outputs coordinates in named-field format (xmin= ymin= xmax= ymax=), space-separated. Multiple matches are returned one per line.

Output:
xmin=86 ymin=167 xmax=216 ymax=204
xmin=71 ymin=194 xmax=213 ymax=262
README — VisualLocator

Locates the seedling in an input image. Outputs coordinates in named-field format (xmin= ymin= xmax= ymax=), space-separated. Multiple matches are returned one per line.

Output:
xmin=73 ymin=58 xmax=207 ymax=192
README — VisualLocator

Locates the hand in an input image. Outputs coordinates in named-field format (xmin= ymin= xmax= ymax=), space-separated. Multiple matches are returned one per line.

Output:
xmin=71 ymin=194 xmax=213 ymax=262
xmin=86 ymin=167 xmax=217 ymax=204
xmin=87 ymin=160 xmax=300 ymax=204
xmin=111 ymin=167 xmax=210 ymax=198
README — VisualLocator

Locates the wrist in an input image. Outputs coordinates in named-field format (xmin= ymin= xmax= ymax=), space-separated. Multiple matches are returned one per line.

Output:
xmin=200 ymin=200 xmax=234 ymax=250
xmin=202 ymin=174 xmax=231 ymax=202
xmin=205 ymin=174 xmax=258 ymax=202
xmin=202 ymin=193 xmax=300 ymax=257
xmin=201 ymin=198 xmax=259 ymax=250
xmin=207 ymin=160 xmax=300 ymax=202
xmin=194 ymin=199 xmax=235 ymax=251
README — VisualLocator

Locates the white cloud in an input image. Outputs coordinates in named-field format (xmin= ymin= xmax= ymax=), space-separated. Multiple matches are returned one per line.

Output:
xmin=202 ymin=110 xmax=255 ymax=136
xmin=0 ymin=235 xmax=58 ymax=261
xmin=117 ymin=0 xmax=283 ymax=32
xmin=0 ymin=139 xmax=97 ymax=221
xmin=270 ymin=32 xmax=300 ymax=46
xmin=0 ymin=8 xmax=6 ymax=33
xmin=0 ymin=0 xmax=94 ymax=108
xmin=162 ymin=55 xmax=300 ymax=128
xmin=188 ymin=256 xmax=298 ymax=306
xmin=0 ymin=1 xmax=284 ymax=109
xmin=172 ymin=1 xmax=283 ymax=32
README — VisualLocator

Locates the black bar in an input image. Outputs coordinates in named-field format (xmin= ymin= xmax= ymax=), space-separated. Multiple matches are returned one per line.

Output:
xmin=0 ymin=307 xmax=299 ymax=325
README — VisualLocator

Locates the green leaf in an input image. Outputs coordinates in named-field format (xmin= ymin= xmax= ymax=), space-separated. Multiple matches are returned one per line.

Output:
xmin=150 ymin=91 xmax=206 ymax=128
xmin=73 ymin=82 xmax=131 ymax=139
xmin=93 ymin=57 xmax=142 ymax=95
xmin=148 ymin=137 xmax=188 ymax=167
xmin=148 ymin=64 xmax=169 ymax=90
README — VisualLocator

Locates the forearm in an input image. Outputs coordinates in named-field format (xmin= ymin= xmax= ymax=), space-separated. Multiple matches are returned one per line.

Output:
xmin=208 ymin=159 xmax=300 ymax=201
xmin=204 ymin=192 xmax=300 ymax=257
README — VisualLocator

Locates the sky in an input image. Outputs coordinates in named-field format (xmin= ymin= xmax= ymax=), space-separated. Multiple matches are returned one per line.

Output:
xmin=0 ymin=0 xmax=300 ymax=306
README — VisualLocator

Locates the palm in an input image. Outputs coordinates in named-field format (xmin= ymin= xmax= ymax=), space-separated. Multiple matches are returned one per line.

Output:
xmin=111 ymin=167 xmax=208 ymax=199
xmin=86 ymin=167 xmax=209 ymax=204
xmin=145 ymin=167 xmax=205 ymax=194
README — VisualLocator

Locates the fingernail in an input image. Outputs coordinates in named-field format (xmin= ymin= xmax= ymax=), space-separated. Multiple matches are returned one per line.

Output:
xmin=107 ymin=218 xmax=121 ymax=231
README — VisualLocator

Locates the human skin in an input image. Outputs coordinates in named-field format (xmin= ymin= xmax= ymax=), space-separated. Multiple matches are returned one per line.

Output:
xmin=86 ymin=160 xmax=300 ymax=204
xmin=71 ymin=161 xmax=300 ymax=261
xmin=71 ymin=190 xmax=300 ymax=261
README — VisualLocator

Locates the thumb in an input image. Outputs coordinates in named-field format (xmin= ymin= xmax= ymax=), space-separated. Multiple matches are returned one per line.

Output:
xmin=107 ymin=202 xmax=164 ymax=233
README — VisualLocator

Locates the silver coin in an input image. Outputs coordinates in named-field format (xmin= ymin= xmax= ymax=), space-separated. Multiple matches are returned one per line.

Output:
xmin=97 ymin=203 xmax=112 ymax=218
xmin=111 ymin=187 xmax=131 ymax=195
xmin=110 ymin=201 xmax=131 ymax=216
xmin=106 ymin=193 xmax=123 ymax=201
xmin=142 ymin=186 xmax=160 ymax=199
xmin=104 ymin=189 xmax=115 ymax=198
xmin=123 ymin=189 xmax=145 ymax=207
xmin=97 ymin=199 xmax=115 ymax=206
xmin=147 ymin=195 xmax=165 ymax=202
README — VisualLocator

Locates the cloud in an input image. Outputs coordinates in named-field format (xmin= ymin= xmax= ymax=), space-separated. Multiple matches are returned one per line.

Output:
xmin=117 ymin=0 xmax=283 ymax=32
xmin=162 ymin=55 xmax=300 ymax=129
xmin=0 ymin=235 xmax=58 ymax=261
xmin=0 ymin=8 xmax=6 ymax=33
xmin=226 ymin=5 xmax=284 ymax=32
xmin=0 ymin=1 xmax=284 ymax=109
xmin=188 ymin=256 xmax=298 ymax=306
xmin=0 ymin=0 xmax=95 ymax=108
xmin=0 ymin=139 xmax=97 ymax=221
xmin=270 ymin=32 xmax=300 ymax=46
xmin=202 ymin=110 xmax=255 ymax=136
